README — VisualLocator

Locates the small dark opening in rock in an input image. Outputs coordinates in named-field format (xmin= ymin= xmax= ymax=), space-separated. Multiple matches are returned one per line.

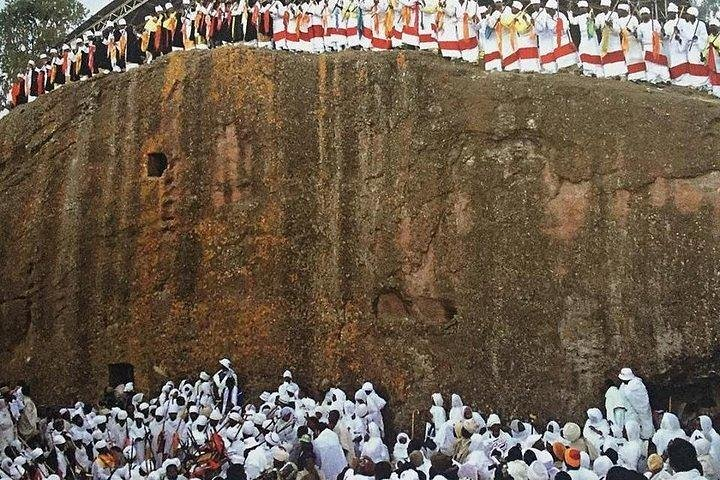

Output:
xmin=440 ymin=298 xmax=457 ymax=321
xmin=108 ymin=362 xmax=134 ymax=388
xmin=147 ymin=153 xmax=168 ymax=177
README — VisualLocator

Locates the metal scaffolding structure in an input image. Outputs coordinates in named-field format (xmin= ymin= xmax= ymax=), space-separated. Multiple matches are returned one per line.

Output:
xmin=65 ymin=0 xmax=159 ymax=41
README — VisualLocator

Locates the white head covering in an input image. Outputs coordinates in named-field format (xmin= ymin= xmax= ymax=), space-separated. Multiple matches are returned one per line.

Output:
xmin=563 ymin=423 xmax=581 ymax=442
xmin=400 ymin=471 xmax=420 ymax=480
xmin=545 ymin=0 xmax=558 ymax=8
xmin=393 ymin=433 xmax=410 ymax=462
xmin=617 ymin=4 xmax=630 ymax=11
xmin=593 ymin=456 xmax=614 ymax=479
xmin=527 ymin=461 xmax=549 ymax=480
xmin=487 ymin=414 xmax=501 ymax=428
xmin=577 ymin=1 xmax=588 ymax=7
xmin=686 ymin=6 xmax=698 ymax=16
xmin=638 ymin=7 xmax=649 ymax=14
xmin=667 ymin=3 xmax=678 ymax=12
xmin=512 ymin=1 xmax=523 ymax=9
xmin=580 ymin=451 xmax=591 ymax=469
xmin=652 ymin=413 xmax=687 ymax=455
xmin=119 ymin=18 xmax=127 ymax=25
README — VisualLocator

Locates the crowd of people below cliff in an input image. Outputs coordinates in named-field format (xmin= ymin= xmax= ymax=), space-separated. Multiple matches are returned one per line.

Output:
xmin=0 ymin=363 xmax=718 ymax=480
xmin=2 ymin=0 xmax=720 ymax=119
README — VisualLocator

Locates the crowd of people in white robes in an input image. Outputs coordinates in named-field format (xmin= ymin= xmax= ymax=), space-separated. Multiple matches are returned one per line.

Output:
xmin=1 ymin=362 xmax=718 ymax=480
xmin=3 ymin=0 xmax=720 ymax=120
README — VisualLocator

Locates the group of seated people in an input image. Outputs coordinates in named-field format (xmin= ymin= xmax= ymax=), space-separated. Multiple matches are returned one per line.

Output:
xmin=0 ymin=362 xmax=717 ymax=480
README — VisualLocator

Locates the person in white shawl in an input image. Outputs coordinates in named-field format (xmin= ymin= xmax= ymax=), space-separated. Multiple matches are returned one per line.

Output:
xmin=506 ymin=445 xmax=529 ymax=480
xmin=313 ymin=423 xmax=348 ymax=480
xmin=357 ymin=383 xmax=386 ymax=438
xmin=510 ymin=420 xmax=534 ymax=446
xmin=244 ymin=438 xmax=270 ymax=480
xmin=278 ymin=371 xmax=299 ymax=399
xmin=351 ymin=404 xmax=369 ymax=446
xmin=438 ymin=418 xmax=458 ymax=456
xmin=393 ymin=433 xmax=410 ymax=465
xmin=619 ymin=420 xmax=646 ymax=472
xmin=430 ymin=394 xmax=447 ymax=436
xmin=694 ymin=438 xmax=719 ymax=480
xmin=619 ymin=369 xmax=655 ymax=440
xmin=653 ymin=413 xmax=688 ymax=456
xmin=691 ymin=416 xmax=720 ymax=464
xmin=213 ymin=359 xmax=239 ymax=414
xmin=528 ymin=461 xmax=549 ymax=480
xmin=543 ymin=421 xmax=563 ymax=446
xmin=593 ymin=456 xmax=614 ymax=480
xmin=584 ymin=409 xmax=610 ymax=460
xmin=450 ymin=395 xmax=465 ymax=423
xmin=483 ymin=414 xmax=512 ymax=456
xmin=361 ymin=423 xmax=389 ymax=463
xmin=461 ymin=433 xmax=493 ymax=480
xmin=606 ymin=380 xmax=633 ymax=438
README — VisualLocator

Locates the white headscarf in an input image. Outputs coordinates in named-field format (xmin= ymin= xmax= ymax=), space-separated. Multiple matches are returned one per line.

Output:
xmin=361 ymin=423 xmax=389 ymax=463
xmin=430 ymin=395 xmax=447 ymax=434
xmin=652 ymin=413 xmax=687 ymax=455
xmin=593 ymin=456 xmax=614 ymax=479
xmin=543 ymin=421 xmax=562 ymax=445
xmin=619 ymin=420 xmax=645 ymax=471
xmin=450 ymin=394 xmax=464 ymax=422
xmin=393 ymin=433 xmax=410 ymax=463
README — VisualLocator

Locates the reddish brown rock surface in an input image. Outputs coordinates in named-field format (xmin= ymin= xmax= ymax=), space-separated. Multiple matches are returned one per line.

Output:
xmin=1 ymin=48 xmax=720 ymax=428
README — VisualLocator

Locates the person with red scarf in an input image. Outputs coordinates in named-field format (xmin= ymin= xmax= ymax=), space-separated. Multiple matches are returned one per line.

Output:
xmin=708 ymin=18 xmax=720 ymax=97
xmin=10 ymin=73 xmax=27 ymax=108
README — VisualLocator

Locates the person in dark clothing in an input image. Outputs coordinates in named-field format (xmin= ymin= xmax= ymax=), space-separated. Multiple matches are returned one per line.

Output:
xmin=429 ymin=453 xmax=459 ymax=480
xmin=172 ymin=6 xmax=185 ymax=50
xmin=94 ymin=30 xmax=110 ymax=73
xmin=375 ymin=462 xmax=392 ymax=480
xmin=244 ymin=0 xmax=258 ymax=42
xmin=124 ymin=22 xmax=144 ymax=67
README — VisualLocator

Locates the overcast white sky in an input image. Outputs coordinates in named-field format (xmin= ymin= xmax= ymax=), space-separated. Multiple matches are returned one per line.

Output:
xmin=0 ymin=0 xmax=107 ymax=16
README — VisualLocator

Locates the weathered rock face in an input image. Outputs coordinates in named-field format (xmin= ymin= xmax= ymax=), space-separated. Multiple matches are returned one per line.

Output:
xmin=2 ymin=48 xmax=720 ymax=427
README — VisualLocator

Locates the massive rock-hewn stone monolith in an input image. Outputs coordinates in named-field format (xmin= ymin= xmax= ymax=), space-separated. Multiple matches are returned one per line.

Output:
xmin=1 ymin=48 xmax=720 ymax=428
